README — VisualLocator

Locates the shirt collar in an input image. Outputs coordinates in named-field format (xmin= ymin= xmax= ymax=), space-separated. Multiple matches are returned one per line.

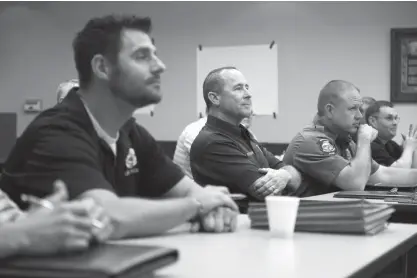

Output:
xmin=79 ymin=97 xmax=120 ymax=146
xmin=206 ymin=115 xmax=253 ymax=140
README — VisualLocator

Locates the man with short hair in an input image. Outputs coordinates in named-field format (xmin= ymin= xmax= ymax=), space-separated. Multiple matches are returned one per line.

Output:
xmin=365 ymin=100 xmax=417 ymax=168
xmin=190 ymin=67 xmax=302 ymax=201
xmin=174 ymin=110 xmax=256 ymax=179
xmin=0 ymin=15 xmax=238 ymax=238
xmin=283 ymin=80 xmax=417 ymax=197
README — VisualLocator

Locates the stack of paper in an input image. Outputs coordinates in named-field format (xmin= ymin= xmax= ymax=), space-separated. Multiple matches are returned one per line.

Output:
xmin=248 ymin=200 xmax=395 ymax=235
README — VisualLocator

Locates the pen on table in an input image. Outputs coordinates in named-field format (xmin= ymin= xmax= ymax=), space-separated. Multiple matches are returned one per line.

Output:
xmin=21 ymin=194 xmax=104 ymax=229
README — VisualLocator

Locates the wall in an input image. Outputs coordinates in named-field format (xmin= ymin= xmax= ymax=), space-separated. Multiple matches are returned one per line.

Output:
xmin=0 ymin=2 xmax=416 ymax=143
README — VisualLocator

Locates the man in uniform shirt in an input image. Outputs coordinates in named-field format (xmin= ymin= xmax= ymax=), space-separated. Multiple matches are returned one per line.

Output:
xmin=0 ymin=15 xmax=238 ymax=238
xmin=190 ymin=67 xmax=302 ymax=201
xmin=283 ymin=80 xmax=417 ymax=197
xmin=365 ymin=100 xmax=417 ymax=168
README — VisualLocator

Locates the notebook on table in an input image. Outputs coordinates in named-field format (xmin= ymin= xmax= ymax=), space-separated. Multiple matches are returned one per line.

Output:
xmin=0 ymin=243 xmax=179 ymax=278
xmin=248 ymin=199 xmax=395 ymax=235
xmin=364 ymin=184 xmax=417 ymax=193
xmin=334 ymin=190 xmax=417 ymax=202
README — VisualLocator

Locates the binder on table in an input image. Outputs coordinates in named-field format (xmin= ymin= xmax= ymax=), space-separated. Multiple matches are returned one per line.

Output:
xmin=248 ymin=199 xmax=395 ymax=235
xmin=0 ymin=243 xmax=179 ymax=278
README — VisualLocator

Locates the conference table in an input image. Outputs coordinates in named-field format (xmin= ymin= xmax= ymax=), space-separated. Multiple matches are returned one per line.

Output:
xmin=115 ymin=215 xmax=417 ymax=278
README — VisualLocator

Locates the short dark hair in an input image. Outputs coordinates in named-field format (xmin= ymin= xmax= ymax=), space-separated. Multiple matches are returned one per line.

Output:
xmin=73 ymin=14 xmax=152 ymax=88
xmin=202 ymin=66 xmax=237 ymax=109
xmin=365 ymin=100 xmax=394 ymax=124
xmin=317 ymin=80 xmax=360 ymax=116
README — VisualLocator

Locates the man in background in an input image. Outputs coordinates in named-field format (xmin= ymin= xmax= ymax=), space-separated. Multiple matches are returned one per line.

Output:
xmin=174 ymin=110 xmax=255 ymax=179
xmin=284 ymin=80 xmax=417 ymax=197
xmin=173 ymin=116 xmax=208 ymax=178
xmin=0 ymin=15 xmax=238 ymax=238
xmin=365 ymin=100 xmax=417 ymax=168
xmin=190 ymin=67 xmax=301 ymax=201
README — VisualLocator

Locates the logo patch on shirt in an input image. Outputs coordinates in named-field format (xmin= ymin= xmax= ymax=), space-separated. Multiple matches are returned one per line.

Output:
xmin=318 ymin=139 xmax=336 ymax=155
xmin=124 ymin=148 xmax=139 ymax=176
xmin=125 ymin=148 xmax=137 ymax=169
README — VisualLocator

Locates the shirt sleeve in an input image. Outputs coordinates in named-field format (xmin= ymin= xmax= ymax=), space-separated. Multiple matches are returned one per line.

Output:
xmin=134 ymin=125 xmax=185 ymax=197
xmin=291 ymin=135 xmax=350 ymax=188
xmin=190 ymin=139 xmax=265 ymax=197
xmin=371 ymin=141 xmax=396 ymax=166
xmin=2 ymin=124 xmax=114 ymax=201
xmin=260 ymin=146 xmax=286 ymax=169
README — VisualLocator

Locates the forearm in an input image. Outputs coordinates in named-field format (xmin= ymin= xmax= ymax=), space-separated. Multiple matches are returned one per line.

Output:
xmin=337 ymin=141 xmax=372 ymax=190
xmin=391 ymin=147 xmax=414 ymax=168
xmin=371 ymin=166 xmax=417 ymax=187
xmin=102 ymin=197 xmax=200 ymax=239
xmin=163 ymin=176 xmax=206 ymax=198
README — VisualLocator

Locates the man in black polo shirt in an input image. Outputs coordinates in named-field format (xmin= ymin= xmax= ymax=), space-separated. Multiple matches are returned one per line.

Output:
xmin=190 ymin=67 xmax=302 ymax=201
xmin=0 ymin=15 xmax=238 ymax=238
xmin=365 ymin=100 xmax=417 ymax=168
xmin=283 ymin=80 xmax=417 ymax=197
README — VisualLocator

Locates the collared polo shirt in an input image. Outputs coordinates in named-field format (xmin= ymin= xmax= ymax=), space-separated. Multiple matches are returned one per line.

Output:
xmin=190 ymin=115 xmax=284 ymax=200
xmin=371 ymin=137 xmax=403 ymax=166
xmin=283 ymin=116 xmax=380 ymax=197
xmin=0 ymin=89 xmax=184 ymax=208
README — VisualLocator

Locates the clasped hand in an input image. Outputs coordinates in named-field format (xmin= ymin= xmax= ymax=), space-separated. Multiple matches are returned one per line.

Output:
xmin=189 ymin=186 xmax=239 ymax=233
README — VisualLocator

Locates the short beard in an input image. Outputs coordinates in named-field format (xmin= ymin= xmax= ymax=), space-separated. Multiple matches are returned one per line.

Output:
xmin=108 ymin=68 xmax=162 ymax=109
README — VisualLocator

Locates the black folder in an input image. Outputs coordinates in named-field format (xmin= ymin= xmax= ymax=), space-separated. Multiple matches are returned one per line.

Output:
xmin=0 ymin=243 xmax=178 ymax=278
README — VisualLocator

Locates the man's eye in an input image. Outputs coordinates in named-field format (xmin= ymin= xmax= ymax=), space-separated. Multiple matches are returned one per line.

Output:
xmin=134 ymin=53 xmax=149 ymax=60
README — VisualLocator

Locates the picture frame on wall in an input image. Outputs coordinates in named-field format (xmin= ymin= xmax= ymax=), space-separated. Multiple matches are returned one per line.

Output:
xmin=391 ymin=28 xmax=417 ymax=103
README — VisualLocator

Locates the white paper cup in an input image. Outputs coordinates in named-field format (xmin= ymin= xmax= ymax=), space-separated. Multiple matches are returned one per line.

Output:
xmin=265 ymin=196 xmax=300 ymax=238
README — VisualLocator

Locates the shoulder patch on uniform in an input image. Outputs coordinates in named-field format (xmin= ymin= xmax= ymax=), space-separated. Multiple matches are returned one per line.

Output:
xmin=317 ymin=139 xmax=336 ymax=155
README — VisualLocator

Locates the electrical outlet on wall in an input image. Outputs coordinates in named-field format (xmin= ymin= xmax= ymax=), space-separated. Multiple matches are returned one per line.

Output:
xmin=23 ymin=99 xmax=42 ymax=113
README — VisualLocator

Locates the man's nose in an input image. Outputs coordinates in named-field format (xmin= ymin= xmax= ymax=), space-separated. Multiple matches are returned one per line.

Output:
xmin=152 ymin=56 xmax=166 ymax=74
xmin=355 ymin=109 xmax=363 ymax=119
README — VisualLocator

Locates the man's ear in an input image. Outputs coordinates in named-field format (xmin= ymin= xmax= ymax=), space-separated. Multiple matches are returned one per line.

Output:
xmin=91 ymin=54 xmax=112 ymax=81
xmin=208 ymin=92 xmax=220 ymax=106
xmin=368 ymin=115 xmax=377 ymax=128
xmin=324 ymin=103 xmax=335 ymax=118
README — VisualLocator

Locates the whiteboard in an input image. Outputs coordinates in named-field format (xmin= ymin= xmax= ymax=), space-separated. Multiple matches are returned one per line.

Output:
xmin=196 ymin=44 xmax=278 ymax=117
